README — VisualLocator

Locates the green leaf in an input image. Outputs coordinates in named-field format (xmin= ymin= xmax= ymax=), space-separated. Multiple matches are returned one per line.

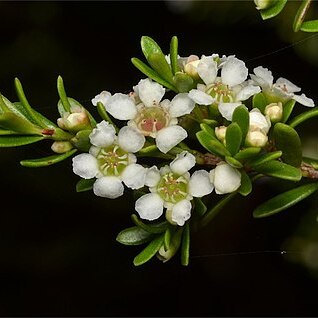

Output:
xmin=0 ymin=129 xmax=19 ymax=135
xmin=131 ymin=57 xmax=177 ymax=91
xmin=259 ymin=0 xmax=288 ymax=20
xmin=0 ymin=135 xmax=44 ymax=147
xmin=202 ymin=119 xmax=218 ymax=127
xmin=248 ymin=151 xmax=282 ymax=168
xmin=158 ymin=227 xmax=183 ymax=262
xmin=76 ymin=178 xmax=95 ymax=192
xmin=194 ymin=197 xmax=207 ymax=216
xmin=252 ymin=92 xmax=267 ymax=112
xmin=234 ymin=147 xmax=261 ymax=161
xmin=238 ymin=171 xmax=252 ymax=196
xmin=57 ymin=76 xmax=72 ymax=113
xmin=116 ymin=226 xmax=154 ymax=246
xmin=200 ymin=122 xmax=216 ymax=137
xmin=148 ymin=52 xmax=174 ymax=84
xmin=282 ymin=99 xmax=296 ymax=123
xmin=232 ymin=105 xmax=249 ymax=141
xmin=133 ymin=234 xmax=164 ymax=266
xmin=253 ymin=183 xmax=318 ymax=218
xmin=0 ymin=94 xmax=10 ymax=113
xmin=0 ymin=112 xmax=42 ymax=135
xmin=288 ymin=107 xmax=318 ymax=128
xmin=20 ymin=149 xmax=77 ymax=168
xmin=293 ymin=0 xmax=312 ymax=32
xmin=300 ymin=19 xmax=318 ymax=32
xmin=141 ymin=36 xmax=163 ymax=60
xmin=71 ymin=129 xmax=92 ymax=152
xmin=14 ymin=78 xmax=48 ymax=129
xmin=164 ymin=227 xmax=172 ymax=251
xmin=273 ymin=123 xmax=302 ymax=167
xmin=96 ymin=102 xmax=118 ymax=132
xmin=131 ymin=214 xmax=168 ymax=234
xmin=225 ymin=123 xmax=242 ymax=156
xmin=253 ymin=160 xmax=302 ymax=181
xmin=196 ymin=130 xmax=230 ymax=158
xmin=173 ymin=72 xmax=194 ymax=93
xmin=200 ymin=193 xmax=237 ymax=227
xmin=170 ymin=36 xmax=180 ymax=74
xmin=225 ymin=156 xmax=243 ymax=168
xmin=181 ymin=222 xmax=190 ymax=266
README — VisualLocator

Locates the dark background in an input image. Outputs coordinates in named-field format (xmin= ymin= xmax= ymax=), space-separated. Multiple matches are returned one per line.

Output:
xmin=0 ymin=1 xmax=318 ymax=316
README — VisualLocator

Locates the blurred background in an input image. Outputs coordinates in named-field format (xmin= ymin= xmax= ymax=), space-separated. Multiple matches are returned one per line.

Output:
xmin=0 ymin=1 xmax=318 ymax=316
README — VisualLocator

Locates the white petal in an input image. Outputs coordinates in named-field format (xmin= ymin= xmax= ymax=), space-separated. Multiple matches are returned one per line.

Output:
xmin=218 ymin=102 xmax=242 ymax=121
xmin=249 ymin=108 xmax=271 ymax=133
xmin=91 ymin=91 xmax=111 ymax=106
xmin=156 ymin=126 xmax=187 ymax=154
xmin=93 ymin=176 xmax=124 ymax=199
xmin=252 ymin=66 xmax=273 ymax=88
xmin=89 ymin=120 xmax=116 ymax=147
xmin=275 ymin=77 xmax=301 ymax=93
xmin=121 ymin=164 xmax=147 ymax=190
xmin=118 ymin=126 xmax=145 ymax=153
xmin=293 ymin=93 xmax=315 ymax=107
xmin=189 ymin=170 xmax=214 ymax=197
xmin=188 ymin=89 xmax=214 ymax=105
xmin=210 ymin=163 xmax=241 ymax=194
xmin=221 ymin=57 xmax=248 ymax=87
xmin=171 ymin=199 xmax=192 ymax=226
xmin=106 ymin=93 xmax=137 ymax=120
xmin=169 ymin=93 xmax=195 ymax=118
xmin=145 ymin=166 xmax=161 ymax=187
xmin=170 ymin=151 xmax=196 ymax=175
xmin=72 ymin=153 xmax=99 ymax=179
xmin=197 ymin=56 xmax=218 ymax=85
xmin=136 ymin=78 xmax=165 ymax=107
xmin=235 ymin=85 xmax=261 ymax=101
xmin=135 ymin=193 xmax=164 ymax=221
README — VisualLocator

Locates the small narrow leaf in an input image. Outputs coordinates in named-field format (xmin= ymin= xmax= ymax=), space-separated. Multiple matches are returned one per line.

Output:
xmin=116 ymin=226 xmax=154 ymax=246
xmin=194 ymin=197 xmax=207 ymax=217
xmin=0 ymin=129 xmax=18 ymax=135
xmin=196 ymin=130 xmax=231 ymax=158
xmin=20 ymin=149 xmax=77 ymax=167
xmin=273 ymin=123 xmax=302 ymax=167
xmin=141 ymin=36 xmax=163 ymax=60
xmin=170 ymin=36 xmax=180 ymax=74
xmin=300 ymin=19 xmax=318 ymax=32
xmin=76 ymin=178 xmax=95 ymax=192
xmin=131 ymin=57 xmax=177 ymax=91
xmin=173 ymin=72 xmax=194 ymax=93
xmin=253 ymin=160 xmax=302 ymax=181
xmin=252 ymin=92 xmax=268 ymax=112
xmin=181 ymin=222 xmax=190 ymax=266
xmin=289 ymin=107 xmax=318 ymax=128
xmin=232 ymin=105 xmax=249 ymax=141
xmin=57 ymin=76 xmax=72 ymax=113
xmin=131 ymin=214 xmax=168 ymax=234
xmin=238 ymin=171 xmax=252 ymax=196
xmin=148 ymin=52 xmax=174 ymax=83
xmin=96 ymin=102 xmax=118 ymax=132
xmin=133 ymin=234 xmax=164 ymax=266
xmin=0 ymin=135 xmax=44 ymax=147
xmin=259 ymin=0 xmax=288 ymax=20
xmin=164 ymin=227 xmax=172 ymax=251
xmin=253 ymin=183 xmax=318 ymax=218
xmin=200 ymin=123 xmax=216 ymax=137
xmin=234 ymin=147 xmax=261 ymax=161
xmin=225 ymin=122 xmax=242 ymax=156
xmin=293 ymin=0 xmax=312 ymax=32
xmin=282 ymin=99 xmax=296 ymax=123
xmin=248 ymin=151 xmax=282 ymax=168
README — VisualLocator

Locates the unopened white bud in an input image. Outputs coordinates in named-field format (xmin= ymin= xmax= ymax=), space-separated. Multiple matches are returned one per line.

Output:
xmin=245 ymin=130 xmax=268 ymax=148
xmin=57 ymin=108 xmax=91 ymax=133
xmin=254 ymin=0 xmax=274 ymax=10
xmin=184 ymin=58 xmax=200 ymax=79
xmin=215 ymin=126 xmax=227 ymax=143
xmin=265 ymin=102 xmax=283 ymax=123
xmin=51 ymin=141 xmax=74 ymax=154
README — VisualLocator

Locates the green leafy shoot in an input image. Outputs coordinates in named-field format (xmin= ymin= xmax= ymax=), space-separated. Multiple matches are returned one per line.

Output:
xmin=300 ymin=19 xmax=318 ymax=32
xmin=259 ymin=0 xmax=288 ymax=20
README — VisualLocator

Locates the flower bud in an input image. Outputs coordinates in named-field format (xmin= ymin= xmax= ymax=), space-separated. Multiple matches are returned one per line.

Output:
xmin=57 ymin=106 xmax=92 ymax=133
xmin=264 ymin=102 xmax=283 ymax=123
xmin=184 ymin=56 xmax=200 ymax=79
xmin=51 ymin=141 xmax=74 ymax=154
xmin=215 ymin=126 xmax=227 ymax=144
xmin=254 ymin=0 xmax=275 ymax=10
xmin=245 ymin=129 xmax=268 ymax=148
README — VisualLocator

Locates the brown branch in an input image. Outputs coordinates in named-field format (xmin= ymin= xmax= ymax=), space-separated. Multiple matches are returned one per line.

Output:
xmin=301 ymin=162 xmax=318 ymax=179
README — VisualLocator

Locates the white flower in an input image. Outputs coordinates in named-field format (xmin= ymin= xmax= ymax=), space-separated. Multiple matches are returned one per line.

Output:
xmin=188 ymin=56 xmax=260 ymax=119
xmin=91 ymin=91 xmax=111 ymax=106
xmin=209 ymin=162 xmax=241 ymax=194
xmin=72 ymin=121 xmax=147 ymax=199
xmin=101 ymin=78 xmax=195 ymax=154
xmin=250 ymin=66 xmax=315 ymax=107
xmin=135 ymin=151 xmax=214 ymax=226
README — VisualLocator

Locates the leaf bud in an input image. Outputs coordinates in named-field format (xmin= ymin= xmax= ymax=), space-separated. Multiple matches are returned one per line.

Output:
xmin=51 ymin=141 xmax=74 ymax=154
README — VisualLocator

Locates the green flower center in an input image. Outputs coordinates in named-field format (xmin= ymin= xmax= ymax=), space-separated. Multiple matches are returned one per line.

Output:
xmin=157 ymin=172 xmax=188 ymax=203
xmin=206 ymin=81 xmax=234 ymax=103
xmin=135 ymin=106 xmax=170 ymax=136
xmin=97 ymin=145 xmax=129 ymax=176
